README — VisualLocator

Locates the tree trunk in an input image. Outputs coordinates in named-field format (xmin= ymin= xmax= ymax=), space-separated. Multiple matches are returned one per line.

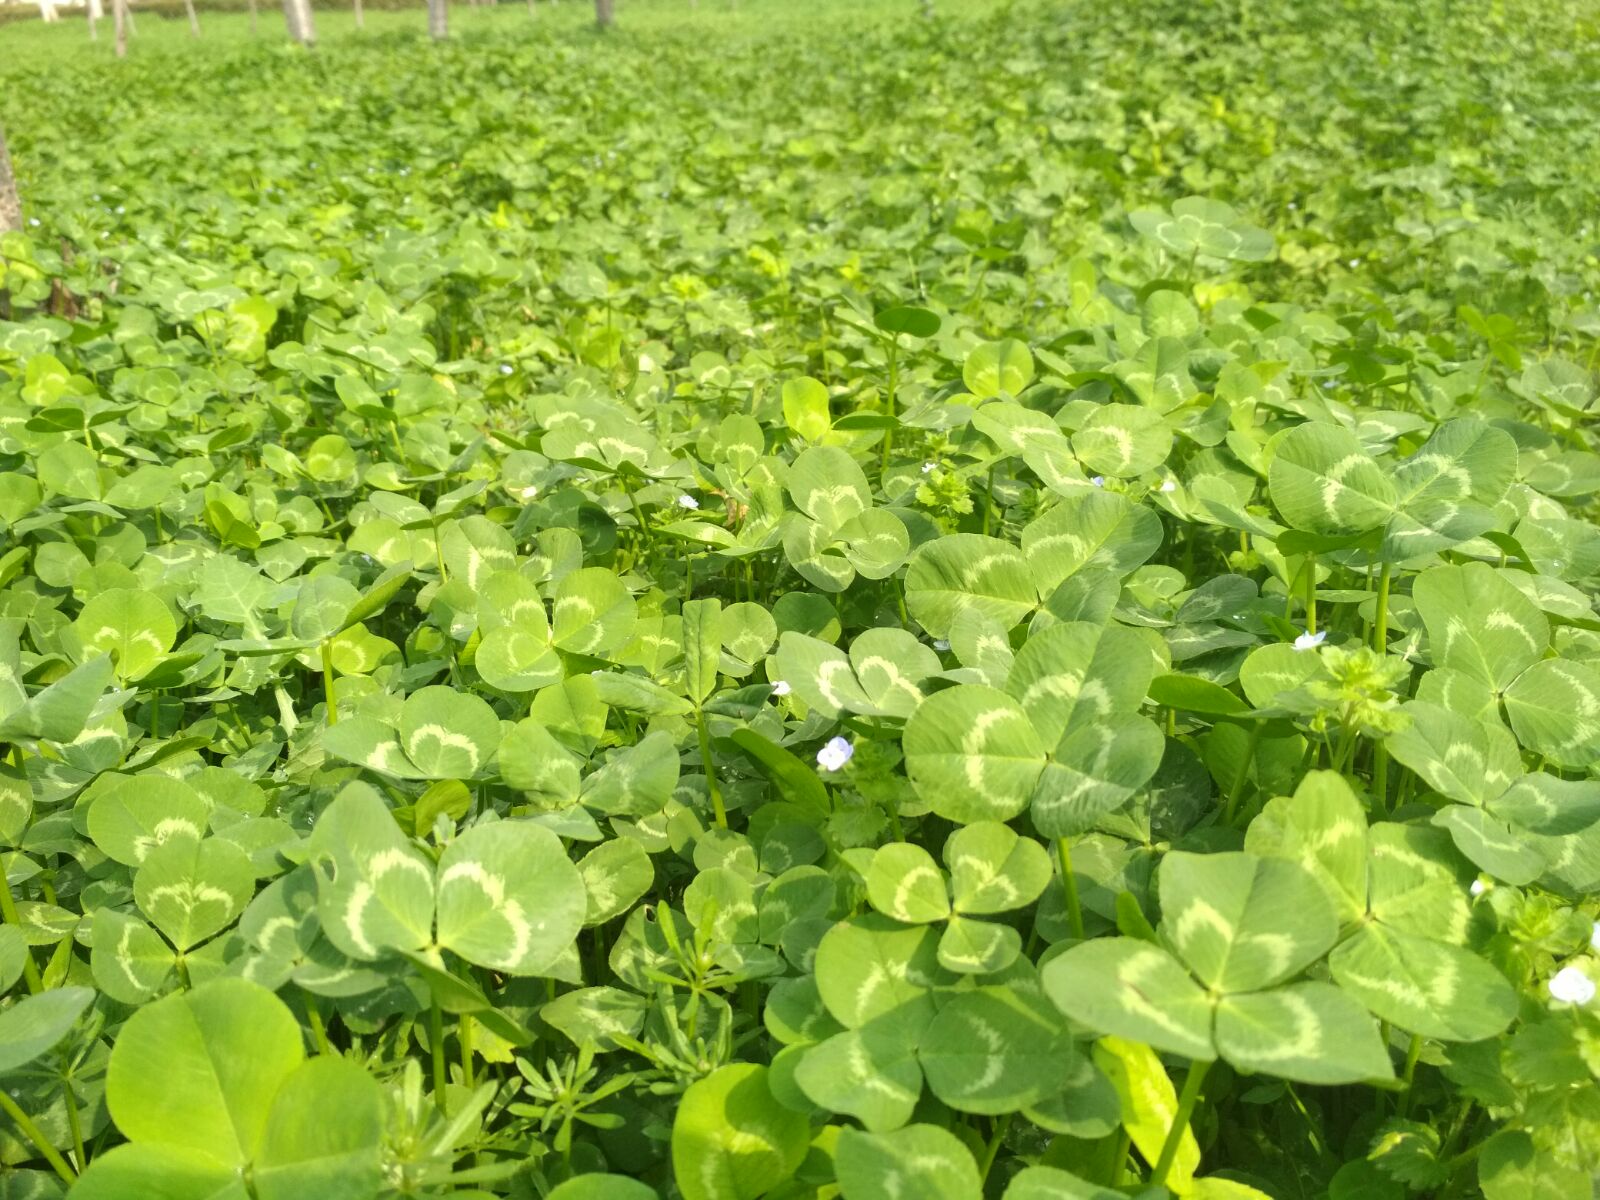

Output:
xmin=283 ymin=0 xmax=315 ymax=43
xmin=426 ymin=0 xmax=446 ymax=38
xmin=36 ymin=0 xmax=59 ymax=22
xmin=183 ymin=0 xmax=200 ymax=34
xmin=113 ymin=0 xmax=128 ymax=55
xmin=88 ymin=0 xmax=102 ymax=39
xmin=248 ymin=0 xmax=257 ymax=33
xmin=352 ymin=0 xmax=362 ymax=29
xmin=0 ymin=128 xmax=21 ymax=235
xmin=594 ymin=0 xmax=612 ymax=27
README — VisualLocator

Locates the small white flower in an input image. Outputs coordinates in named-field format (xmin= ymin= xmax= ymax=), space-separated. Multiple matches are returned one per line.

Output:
xmin=1590 ymin=921 xmax=1600 ymax=952
xmin=1348 ymin=259 xmax=1361 ymax=268
xmin=1469 ymin=879 xmax=1488 ymax=897
xmin=677 ymin=495 xmax=699 ymax=510
xmin=1293 ymin=629 xmax=1328 ymax=651
xmin=27 ymin=217 xmax=40 ymax=227
xmin=1090 ymin=476 xmax=1105 ymax=488
xmin=1287 ymin=201 xmax=1298 ymax=211
xmin=1549 ymin=966 xmax=1596 ymax=1006
xmin=921 ymin=462 xmax=937 ymax=474
xmin=770 ymin=680 xmax=792 ymax=697
xmin=1160 ymin=479 xmax=1177 ymax=494
xmin=115 ymin=205 xmax=125 ymax=214
xmin=516 ymin=484 xmax=539 ymax=500
xmin=932 ymin=639 xmax=950 ymax=652
xmin=499 ymin=363 xmax=514 ymax=376
xmin=816 ymin=736 xmax=854 ymax=772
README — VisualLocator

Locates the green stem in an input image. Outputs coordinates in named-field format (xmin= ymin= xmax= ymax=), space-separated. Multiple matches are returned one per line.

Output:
xmin=1373 ymin=561 xmax=1393 ymax=652
xmin=1223 ymin=720 xmax=1265 ymax=826
xmin=305 ymin=998 xmax=332 ymax=1055
xmin=62 ymin=1074 xmax=86 ymax=1172
xmin=1303 ymin=556 xmax=1317 ymax=634
xmin=430 ymin=1000 xmax=447 ymax=1114
xmin=696 ymin=710 xmax=727 ymax=829
xmin=0 ymin=1087 xmax=77 ymax=1184
xmin=460 ymin=1014 xmax=474 ymax=1089
xmin=1371 ymin=560 xmax=1393 ymax=809
xmin=1395 ymin=1033 xmax=1424 ymax=1119
xmin=0 ymin=854 xmax=43 ymax=994
xmin=1152 ymin=1059 xmax=1211 ymax=1189
xmin=321 ymin=639 xmax=338 ymax=725
xmin=978 ymin=1112 xmax=1011 ymax=1183
xmin=880 ymin=339 xmax=899 ymax=473
xmin=1056 ymin=837 xmax=1085 ymax=941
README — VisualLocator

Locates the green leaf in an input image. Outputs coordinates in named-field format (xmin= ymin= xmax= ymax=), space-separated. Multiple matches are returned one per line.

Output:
xmin=866 ymin=842 xmax=949 ymax=923
xmin=787 ymin=445 xmax=871 ymax=531
xmin=1328 ymin=925 xmax=1517 ymax=1041
xmin=903 ymin=685 xmax=1045 ymax=824
xmin=436 ymin=819 xmax=586 ymax=974
xmin=1268 ymin=422 xmax=1395 ymax=535
xmin=963 ymin=339 xmax=1035 ymax=399
xmin=1130 ymin=196 xmax=1274 ymax=261
xmin=794 ymin=1008 xmax=928 ymax=1132
xmin=671 ymin=1064 xmax=810 ymax=1200
xmin=1030 ymin=715 xmax=1165 ymax=838
xmin=945 ymin=821 xmax=1052 ymax=915
xmin=906 ymin=534 xmax=1038 ymax=638
xmin=134 ymin=836 xmax=256 ymax=951
xmin=75 ymin=588 xmax=177 ymax=681
xmin=835 ymin=1124 xmax=982 ymax=1200
xmin=0 ymin=986 xmax=93 ymax=1075
xmin=1244 ymin=771 xmax=1369 ymax=925
xmin=1093 ymin=1037 xmax=1199 ymax=1193
xmin=1158 ymin=850 xmax=1339 ymax=993
xmin=106 ymin=978 xmax=305 ymax=1164
xmin=875 ymin=305 xmax=941 ymax=339
xmin=1071 ymin=404 xmax=1173 ymax=478
xmin=1214 ymin=982 xmax=1392 ymax=1084
xmin=1502 ymin=658 xmax=1600 ymax=769
xmin=308 ymin=783 xmax=435 ymax=961
xmin=1007 ymin=621 xmax=1160 ymax=744
xmin=1412 ymin=562 xmax=1548 ymax=691
xmin=399 ymin=685 xmax=500 ymax=779
xmin=1042 ymin=938 xmax=1214 ymax=1060
xmin=1021 ymin=492 xmax=1163 ymax=596
xmin=813 ymin=914 xmax=947 ymax=1029
xmin=782 ymin=377 xmax=832 ymax=442
xmin=919 ymin=986 xmax=1078 ymax=1114
xmin=253 ymin=1057 xmax=384 ymax=1200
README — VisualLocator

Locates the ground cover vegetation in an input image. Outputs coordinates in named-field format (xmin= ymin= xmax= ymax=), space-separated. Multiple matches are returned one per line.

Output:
xmin=0 ymin=0 xmax=1599 ymax=1195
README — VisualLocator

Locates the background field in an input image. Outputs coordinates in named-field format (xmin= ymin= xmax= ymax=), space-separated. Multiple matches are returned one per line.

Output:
xmin=1 ymin=0 xmax=1599 ymax=1198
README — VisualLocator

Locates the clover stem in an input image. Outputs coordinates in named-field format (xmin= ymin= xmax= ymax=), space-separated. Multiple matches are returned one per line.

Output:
xmin=880 ymin=338 xmax=899 ymax=473
xmin=982 ymin=463 xmax=996 ymax=536
xmin=1371 ymin=560 xmax=1393 ymax=807
xmin=1107 ymin=1128 xmax=1131 ymax=1185
xmin=430 ymin=1000 xmax=448 ymax=1114
xmin=460 ymin=1014 xmax=474 ymax=1088
xmin=1395 ymin=1033 xmax=1424 ymax=1119
xmin=62 ymin=1074 xmax=86 ymax=1171
xmin=1151 ymin=1058 xmax=1210 ymax=1189
xmin=978 ymin=1112 xmax=1011 ymax=1182
xmin=305 ymin=998 xmax=331 ymax=1055
xmin=1303 ymin=556 xmax=1317 ymax=635
xmin=1056 ymin=837 xmax=1085 ymax=941
xmin=0 ymin=1088 xmax=76 ymax=1184
xmin=696 ymin=710 xmax=727 ymax=829
xmin=1223 ymin=719 xmax=1264 ymax=826
xmin=321 ymin=639 xmax=338 ymax=725
xmin=0 ymin=854 xmax=43 ymax=994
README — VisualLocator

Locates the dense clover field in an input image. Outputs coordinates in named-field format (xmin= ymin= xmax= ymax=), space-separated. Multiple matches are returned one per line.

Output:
xmin=1 ymin=0 xmax=1599 ymax=1195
